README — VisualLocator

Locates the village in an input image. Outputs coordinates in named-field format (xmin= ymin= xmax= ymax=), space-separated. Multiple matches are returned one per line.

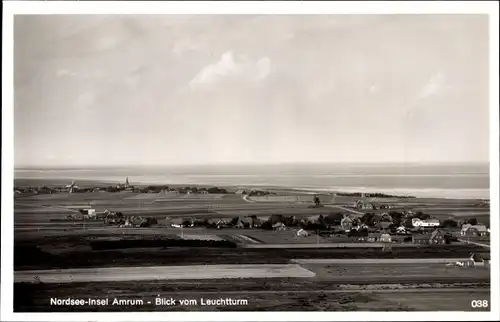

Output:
xmin=17 ymin=178 xmax=490 ymax=251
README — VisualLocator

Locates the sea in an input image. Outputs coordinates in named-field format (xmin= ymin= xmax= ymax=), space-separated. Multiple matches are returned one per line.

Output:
xmin=14 ymin=163 xmax=490 ymax=199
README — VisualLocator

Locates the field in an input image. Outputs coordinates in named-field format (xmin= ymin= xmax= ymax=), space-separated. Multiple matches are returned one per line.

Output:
xmin=13 ymin=183 xmax=491 ymax=312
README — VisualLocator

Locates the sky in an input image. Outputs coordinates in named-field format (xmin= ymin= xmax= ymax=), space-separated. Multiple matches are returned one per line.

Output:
xmin=14 ymin=14 xmax=489 ymax=167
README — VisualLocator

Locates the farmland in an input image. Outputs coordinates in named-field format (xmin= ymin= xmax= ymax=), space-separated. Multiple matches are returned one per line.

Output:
xmin=13 ymin=182 xmax=491 ymax=312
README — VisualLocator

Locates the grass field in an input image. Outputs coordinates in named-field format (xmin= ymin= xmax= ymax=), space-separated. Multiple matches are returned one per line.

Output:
xmin=14 ymin=188 xmax=490 ymax=225
xmin=302 ymin=262 xmax=490 ymax=281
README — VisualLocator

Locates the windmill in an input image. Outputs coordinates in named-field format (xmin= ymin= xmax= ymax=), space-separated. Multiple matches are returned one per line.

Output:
xmin=65 ymin=180 xmax=77 ymax=193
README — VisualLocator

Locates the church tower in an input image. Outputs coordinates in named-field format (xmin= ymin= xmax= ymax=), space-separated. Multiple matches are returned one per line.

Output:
xmin=125 ymin=177 xmax=130 ymax=188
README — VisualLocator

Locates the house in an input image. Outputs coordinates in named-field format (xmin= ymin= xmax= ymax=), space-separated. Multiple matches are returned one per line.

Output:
xmin=461 ymin=225 xmax=488 ymax=237
xmin=412 ymin=218 xmax=440 ymax=228
xmin=357 ymin=235 xmax=368 ymax=242
xmin=251 ymin=217 xmax=263 ymax=228
xmin=167 ymin=217 xmax=190 ymax=228
xmin=380 ymin=233 xmax=392 ymax=243
xmin=429 ymin=228 xmax=446 ymax=244
xmin=235 ymin=189 xmax=246 ymax=194
xmin=396 ymin=226 xmax=407 ymax=234
xmin=471 ymin=252 xmax=491 ymax=267
xmin=364 ymin=203 xmax=374 ymax=210
xmin=391 ymin=235 xmax=406 ymax=243
xmin=367 ymin=233 xmax=381 ymax=242
xmin=412 ymin=234 xmax=430 ymax=244
xmin=297 ymin=229 xmax=309 ymax=237
xmin=355 ymin=200 xmax=364 ymax=209
xmin=215 ymin=219 xmax=228 ymax=229
xmin=79 ymin=208 xmax=96 ymax=219
xmin=340 ymin=215 xmax=353 ymax=231
xmin=273 ymin=222 xmax=286 ymax=231
xmin=240 ymin=218 xmax=252 ymax=228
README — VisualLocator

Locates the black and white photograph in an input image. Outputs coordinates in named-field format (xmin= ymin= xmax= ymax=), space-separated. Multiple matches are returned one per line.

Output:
xmin=2 ymin=1 xmax=499 ymax=320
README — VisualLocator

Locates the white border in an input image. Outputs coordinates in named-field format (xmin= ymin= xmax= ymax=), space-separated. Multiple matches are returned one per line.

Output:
xmin=2 ymin=1 xmax=499 ymax=321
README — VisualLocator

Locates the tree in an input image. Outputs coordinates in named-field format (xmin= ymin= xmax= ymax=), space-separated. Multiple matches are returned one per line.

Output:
xmin=415 ymin=211 xmax=431 ymax=220
xmin=261 ymin=221 xmax=273 ymax=230
xmin=230 ymin=216 xmax=240 ymax=226
xmin=465 ymin=218 xmax=478 ymax=225
xmin=403 ymin=216 xmax=414 ymax=229
xmin=442 ymin=219 xmax=458 ymax=228
xmin=314 ymin=195 xmax=321 ymax=207
xmin=269 ymin=214 xmax=284 ymax=225
xmin=324 ymin=213 xmax=343 ymax=226
xmin=360 ymin=213 xmax=375 ymax=226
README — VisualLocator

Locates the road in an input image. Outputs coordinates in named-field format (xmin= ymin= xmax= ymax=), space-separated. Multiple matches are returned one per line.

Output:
xmin=14 ymin=264 xmax=316 ymax=283
xmin=458 ymin=239 xmax=490 ymax=248
xmin=325 ymin=205 xmax=365 ymax=215
xmin=242 ymin=195 xmax=256 ymax=203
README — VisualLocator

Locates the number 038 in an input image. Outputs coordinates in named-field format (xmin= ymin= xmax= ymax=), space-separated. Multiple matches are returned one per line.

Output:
xmin=471 ymin=300 xmax=489 ymax=308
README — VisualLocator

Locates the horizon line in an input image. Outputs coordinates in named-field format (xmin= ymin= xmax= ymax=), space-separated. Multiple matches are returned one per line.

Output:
xmin=14 ymin=161 xmax=490 ymax=169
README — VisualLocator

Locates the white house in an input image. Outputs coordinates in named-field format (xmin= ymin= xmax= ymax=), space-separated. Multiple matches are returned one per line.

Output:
xmin=297 ymin=229 xmax=309 ymax=237
xmin=412 ymin=218 xmax=440 ymax=228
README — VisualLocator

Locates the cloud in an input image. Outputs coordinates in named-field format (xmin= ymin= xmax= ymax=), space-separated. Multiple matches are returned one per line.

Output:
xmin=417 ymin=71 xmax=452 ymax=99
xmin=172 ymin=38 xmax=199 ymax=57
xmin=189 ymin=51 xmax=271 ymax=90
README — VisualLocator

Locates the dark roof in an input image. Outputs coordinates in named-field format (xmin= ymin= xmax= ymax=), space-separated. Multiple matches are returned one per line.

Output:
xmin=430 ymin=229 xmax=444 ymax=240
